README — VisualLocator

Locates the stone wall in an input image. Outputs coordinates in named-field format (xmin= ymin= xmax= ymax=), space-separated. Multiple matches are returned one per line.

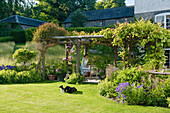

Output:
xmin=135 ymin=9 xmax=170 ymax=20
xmin=64 ymin=17 xmax=134 ymax=28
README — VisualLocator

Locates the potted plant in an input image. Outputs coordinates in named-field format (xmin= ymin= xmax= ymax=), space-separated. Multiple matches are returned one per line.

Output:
xmin=46 ymin=66 xmax=56 ymax=80
xmin=55 ymin=60 xmax=68 ymax=81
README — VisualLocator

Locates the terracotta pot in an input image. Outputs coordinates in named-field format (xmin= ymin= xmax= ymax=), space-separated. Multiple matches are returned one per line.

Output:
xmin=48 ymin=75 xmax=56 ymax=80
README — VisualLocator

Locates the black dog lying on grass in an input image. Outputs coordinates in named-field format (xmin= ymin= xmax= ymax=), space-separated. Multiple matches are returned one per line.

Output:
xmin=59 ymin=85 xmax=77 ymax=93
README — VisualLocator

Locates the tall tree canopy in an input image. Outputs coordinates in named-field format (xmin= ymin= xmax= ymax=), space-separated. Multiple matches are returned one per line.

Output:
xmin=0 ymin=0 xmax=35 ymax=19
xmin=32 ymin=0 xmax=96 ymax=26
xmin=0 ymin=0 xmax=96 ymax=26
xmin=70 ymin=9 xmax=88 ymax=27
xmin=95 ymin=0 xmax=125 ymax=10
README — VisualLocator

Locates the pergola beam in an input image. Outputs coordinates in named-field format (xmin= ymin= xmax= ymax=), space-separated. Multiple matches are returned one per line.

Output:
xmin=53 ymin=35 xmax=104 ymax=39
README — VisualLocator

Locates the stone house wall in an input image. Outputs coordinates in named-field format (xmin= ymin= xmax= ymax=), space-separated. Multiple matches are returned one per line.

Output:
xmin=64 ymin=17 xmax=134 ymax=28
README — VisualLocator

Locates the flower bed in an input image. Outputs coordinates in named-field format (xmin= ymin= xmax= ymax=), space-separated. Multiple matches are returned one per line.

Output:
xmin=98 ymin=67 xmax=170 ymax=107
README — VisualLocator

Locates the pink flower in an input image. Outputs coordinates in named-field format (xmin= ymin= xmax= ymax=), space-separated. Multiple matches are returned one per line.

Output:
xmin=56 ymin=68 xmax=59 ymax=72
xmin=62 ymin=58 xmax=66 ymax=61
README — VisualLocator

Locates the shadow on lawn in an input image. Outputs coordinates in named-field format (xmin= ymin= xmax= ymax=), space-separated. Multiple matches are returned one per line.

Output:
xmin=72 ymin=91 xmax=83 ymax=95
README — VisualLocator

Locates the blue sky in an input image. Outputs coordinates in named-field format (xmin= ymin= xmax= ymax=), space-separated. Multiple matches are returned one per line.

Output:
xmin=97 ymin=0 xmax=135 ymax=6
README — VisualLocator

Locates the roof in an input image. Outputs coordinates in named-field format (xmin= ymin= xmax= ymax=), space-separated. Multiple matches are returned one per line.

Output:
xmin=0 ymin=15 xmax=47 ymax=27
xmin=64 ymin=6 xmax=134 ymax=23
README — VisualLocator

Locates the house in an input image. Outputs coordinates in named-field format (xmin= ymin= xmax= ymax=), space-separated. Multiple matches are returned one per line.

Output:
xmin=135 ymin=0 xmax=170 ymax=30
xmin=64 ymin=6 xmax=134 ymax=28
xmin=0 ymin=15 xmax=47 ymax=30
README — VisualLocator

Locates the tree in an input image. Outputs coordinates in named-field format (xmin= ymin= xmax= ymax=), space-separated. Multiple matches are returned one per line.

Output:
xmin=31 ymin=0 xmax=69 ymax=26
xmin=13 ymin=49 xmax=37 ymax=65
xmin=33 ymin=23 xmax=68 ymax=80
xmin=70 ymin=9 xmax=88 ymax=27
xmin=95 ymin=0 xmax=125 ymax=10
xmin=63 ymin=0 xmax=96 ymax=13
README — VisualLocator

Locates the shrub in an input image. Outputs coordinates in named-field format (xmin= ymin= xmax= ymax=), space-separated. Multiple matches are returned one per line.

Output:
xmin=109 ymin=67 xmax=149 ymax=85
xmin=0 ymin=36 xmax=13 ymax=42
xmin=98 ymin=79 xmax=116 ymax=98
xmin=65 ymin=73 xmax=83 ymax=84
xmin=0 ymin=70 xmax=17 ymax=83
xmin=13 ymin=49 xmax=37 ymax=65
xmin=0 ymin=69 xmax=42 ymax=84
xmin=0 ymin=23 xmax=11 ymax=37
xmin=25 ymin=27 xmax=37 ymax=41
xmin=10 ymin=30 xmax=26 ymax=43
xmin=15 ymin=69 xmax=42 ymax=83
xmin=115 ymin=78 xmax=170 ymax=107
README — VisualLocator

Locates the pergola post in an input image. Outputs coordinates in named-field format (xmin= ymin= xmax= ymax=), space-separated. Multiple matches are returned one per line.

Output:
xmin=65 ymin=43 xmax=68 ymax=66
xmin=76 ymin=39 xmax=80 ymax=73
xmin=114 ymin=46 xmax=117 ymax=67
xmin=84 ymin=44 xmax=87 ymax=55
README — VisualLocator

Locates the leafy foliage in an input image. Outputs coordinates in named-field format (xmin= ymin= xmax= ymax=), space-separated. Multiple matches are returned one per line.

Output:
xmin=25 ymin=27 xmax=37 ymax=41
xmin=10 ymin=30 xmax=26 ymax=43
xmin=70 ymin=9 xmax=88 ymax=27
xmin=95 ymin=0 xmax=125 ymax=10
xmin=0 ymin=37 xmax=13 ymax=42
xmin=0 ymin=69 xmax=42 ymax=84
xmin=98 ymin=67 xmax=149 ymax=98
xmin=13 ymin=49 xmax=37 ymax=65
xmin=33 ymin=23 xmax=68 ymax=80
xmin=99 ymin=67 xmax=170 ymax=107
xmin=0 ymin=23 xmax=12 ymax=37
xmin=65 ymin=73 xmax=83 ymax=84
xmin=117 ymin=78 xmax=170 ymax=107
xmin=112 ymin=20 xmax=170 ymax=69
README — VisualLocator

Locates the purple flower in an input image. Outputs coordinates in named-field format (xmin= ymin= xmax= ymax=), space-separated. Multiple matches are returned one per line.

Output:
xmin=123 ymin=101 xmax=125 ymax=104
xmin=131 ymin=83 xmax=135 ymax=86
xmin=117 ymin=100 xmax=120 ymax=104
xmin=67 ymin=59 xmax=69 ymax=61
xmin=137 ymin=84 xmax=143 ymax=88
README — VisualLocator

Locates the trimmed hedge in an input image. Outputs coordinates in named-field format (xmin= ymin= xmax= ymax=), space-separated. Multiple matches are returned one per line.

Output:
xmin=10 ymin=30 xmax=26 ymax=43
xmin=66 ymin=27 xmax=103 ymax=33
xmin=0 ymin=69 xmax=42 ymax=84
xmin=0 ymin=36 xmax=13 ymax=42
xmin=66 ymin=25 xmax=115 ymax=33
xmin=25 ymin=27 xmax=37 ymax=41
xmin=0 ymin=23 xmax=11 ymax=37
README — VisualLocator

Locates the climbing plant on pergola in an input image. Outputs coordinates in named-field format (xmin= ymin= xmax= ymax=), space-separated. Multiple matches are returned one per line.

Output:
xmin=112 ymin=19 xmax=170 ymax=69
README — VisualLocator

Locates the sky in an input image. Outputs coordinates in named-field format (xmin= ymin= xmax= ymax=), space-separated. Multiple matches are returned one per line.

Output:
xmin=97 ymin=0 xmax=135 ymax=6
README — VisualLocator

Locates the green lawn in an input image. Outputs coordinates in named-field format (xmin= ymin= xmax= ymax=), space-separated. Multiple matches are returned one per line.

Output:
xmin=0 ymin=81 xmax=169 ymax=113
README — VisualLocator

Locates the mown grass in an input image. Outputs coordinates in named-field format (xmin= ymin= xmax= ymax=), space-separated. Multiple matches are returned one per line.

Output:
xmin=0 ymin=81 xmax=169 ymax=113
xmin=0 ymin=42 xmax=65 ymax=65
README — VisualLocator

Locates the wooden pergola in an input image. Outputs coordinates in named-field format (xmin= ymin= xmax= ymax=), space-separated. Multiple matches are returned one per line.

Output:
xmin=52 ymin=35 xmax=104 ymax=73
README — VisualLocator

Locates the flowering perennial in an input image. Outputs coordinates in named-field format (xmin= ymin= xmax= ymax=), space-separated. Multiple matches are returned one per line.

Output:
xmin=0 ymin=65 xmax=16 ymax=71
xmin=115 ymin=82 xmax=129 ymax=104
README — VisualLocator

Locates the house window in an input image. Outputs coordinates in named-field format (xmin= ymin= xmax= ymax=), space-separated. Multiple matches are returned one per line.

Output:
xmin=99 ymin=20 xmax=103 ymax=27
xmin=155 ymin=13 xmax=170 ymax=30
